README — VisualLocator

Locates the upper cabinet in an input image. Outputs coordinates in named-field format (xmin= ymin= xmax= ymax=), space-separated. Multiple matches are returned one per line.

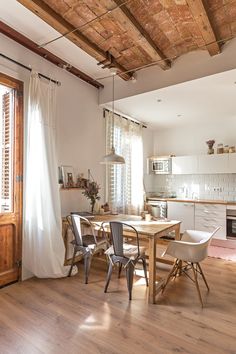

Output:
xmin=172 ymin=156 xmax=198 ymax=175
xmin=198 ymin=154 xmax=229 ymax=174
xmin=171 ymin=153 xmax=236 ymax=175
xmin=229 ymin=153 xmax=236 ymax=173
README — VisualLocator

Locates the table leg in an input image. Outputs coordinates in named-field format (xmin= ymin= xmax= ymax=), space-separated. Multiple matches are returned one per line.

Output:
xmin=175 ymin=223 xmax=181 ymax=240
xmin=175 ymin=223 xmax=182 ymax=274
xmin=148 ymin=237 xmax=156 ymax=304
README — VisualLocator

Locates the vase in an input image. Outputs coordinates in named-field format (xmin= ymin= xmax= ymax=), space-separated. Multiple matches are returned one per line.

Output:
xmin=91 ymin=201 xmax=95 ymax=214
xmin=208 ymin=148 xmax=214 ymax=155
xmin=206 ymin=140 xmax=215 ymax=154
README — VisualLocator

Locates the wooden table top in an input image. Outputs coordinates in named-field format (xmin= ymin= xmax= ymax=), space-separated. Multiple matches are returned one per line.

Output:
xmin=92 ymin=214 xmax=181 ymax=238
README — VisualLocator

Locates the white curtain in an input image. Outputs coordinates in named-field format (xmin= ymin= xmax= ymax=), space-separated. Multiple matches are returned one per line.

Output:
xmin=105 ymin=111 xmax=144 ymax=215
xmin=23 ymin=73 xmax=69 ymax=278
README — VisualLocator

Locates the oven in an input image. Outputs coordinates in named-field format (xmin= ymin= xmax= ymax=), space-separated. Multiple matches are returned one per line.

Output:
xmin=227 ymin=207 xmax=236 ymax=238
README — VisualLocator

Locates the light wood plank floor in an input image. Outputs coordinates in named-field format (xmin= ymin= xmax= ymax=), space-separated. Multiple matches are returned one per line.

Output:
xmin=0 ymin=256 xmax=236 ymax=354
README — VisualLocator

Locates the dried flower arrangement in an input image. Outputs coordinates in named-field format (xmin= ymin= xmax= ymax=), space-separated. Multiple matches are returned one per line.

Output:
xmin=82 ymin=180 xmax=100 ymax=213
xmin=206 ymin=140 xmax=215 ymax=149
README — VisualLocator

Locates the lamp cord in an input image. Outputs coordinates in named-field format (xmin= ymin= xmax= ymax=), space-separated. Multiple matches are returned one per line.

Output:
xmin=112 ymin=74 xmax=115 ymax=149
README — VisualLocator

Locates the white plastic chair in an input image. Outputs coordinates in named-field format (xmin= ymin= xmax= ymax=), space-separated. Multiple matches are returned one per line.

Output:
xmin=162 ymin=227 xmax=220 ymax=307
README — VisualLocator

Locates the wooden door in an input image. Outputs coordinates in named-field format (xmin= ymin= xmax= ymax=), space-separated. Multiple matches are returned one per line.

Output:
xmin=0 ymin=73 xmax=23 ymax=287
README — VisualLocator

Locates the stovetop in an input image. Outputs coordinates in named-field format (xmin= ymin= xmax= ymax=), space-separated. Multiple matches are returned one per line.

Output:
xmin=147 ymin=194 xmax=176 ymax=200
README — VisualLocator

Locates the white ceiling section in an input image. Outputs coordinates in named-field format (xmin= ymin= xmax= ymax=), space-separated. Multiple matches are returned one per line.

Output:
xmin=0 ymin=0 xmax=110 ymax=78
xmin=111 ymin=68 xmax=236 ymax=129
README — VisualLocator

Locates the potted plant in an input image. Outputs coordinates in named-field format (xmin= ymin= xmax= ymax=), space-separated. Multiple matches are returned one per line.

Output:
xmin=206 ymin=139 xmax=215 ymax=154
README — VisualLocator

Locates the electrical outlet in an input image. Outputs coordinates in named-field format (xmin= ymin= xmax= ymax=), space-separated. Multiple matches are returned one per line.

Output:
xmin=213 ymin=187 xmax=222 ymax=192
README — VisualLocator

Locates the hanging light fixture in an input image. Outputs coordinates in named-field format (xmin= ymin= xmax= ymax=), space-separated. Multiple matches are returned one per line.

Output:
xmin=101 ymin=73 xmax=125 ymax=164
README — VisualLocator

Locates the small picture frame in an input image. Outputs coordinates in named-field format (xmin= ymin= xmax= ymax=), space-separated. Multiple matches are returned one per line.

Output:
xmin=61 ymin=165 xmax=75 ymax=188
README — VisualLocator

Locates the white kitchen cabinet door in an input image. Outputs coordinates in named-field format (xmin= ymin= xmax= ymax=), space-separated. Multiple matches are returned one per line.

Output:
xmin=229 ymin=153 xmax=236 ymax=173
xmin=195 ymin=203 xmax=226 ymax=239
xmin=198 ymin=154 xmax=229 ymax=174
xmin=172 ymin=156 xmax=198 ymax=175
xmin=167 ymin=201 xmax=195 ymax=233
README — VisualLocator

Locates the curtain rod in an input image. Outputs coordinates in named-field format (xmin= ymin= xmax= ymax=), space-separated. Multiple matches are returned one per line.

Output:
xmin=0 ymin=53 xmax=61 ymax=86
xmin=103 ymin=108 xmax=147 ymax=128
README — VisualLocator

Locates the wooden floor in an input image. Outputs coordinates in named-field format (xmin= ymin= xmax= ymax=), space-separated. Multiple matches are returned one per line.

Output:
xmin=0 ymin=256 xmax=236 ymax=354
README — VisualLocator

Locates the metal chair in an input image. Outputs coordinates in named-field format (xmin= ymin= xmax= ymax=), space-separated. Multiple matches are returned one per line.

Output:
xmin=162 ymin=227 xmax=220 ymax=306
xmin=103 ymin=221 xmax=148 ymax=300
xmin=67 ymin=214 xmax=108 ymax=283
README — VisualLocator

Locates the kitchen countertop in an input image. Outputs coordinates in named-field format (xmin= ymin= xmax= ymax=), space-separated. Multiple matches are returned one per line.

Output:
xmin=147 ymin=197 xmax=236 ymax=205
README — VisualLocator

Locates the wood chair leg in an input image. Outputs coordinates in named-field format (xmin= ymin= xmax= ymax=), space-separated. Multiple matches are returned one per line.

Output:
xmin=68 ymin=248 xmax=76 ymax=277
xmin=126 ymin=263 xmax=135 ymax=301
xmin=84 ymin=254 xmax=92 ymax=284
xmin=104 ymin=262 xmax=113 ymax=293
xmin=118 ymin=262 xmax=122 ymax=278
xmin=197 ymin=263 xmax=209 ymax=291
xmin=141 ymin=257 xmax=149 ymax=287
xmin=192 ymin=263 xmax=203 ymax=307
xmin=162 ymin=260 xmax=178 ymax=294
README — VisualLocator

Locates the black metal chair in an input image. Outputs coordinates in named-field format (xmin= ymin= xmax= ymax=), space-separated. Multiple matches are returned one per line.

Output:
xmin=103 ymin=221 xmax=148 ymax=300
xmin=67 ymin=214 xmax=108 ymax=283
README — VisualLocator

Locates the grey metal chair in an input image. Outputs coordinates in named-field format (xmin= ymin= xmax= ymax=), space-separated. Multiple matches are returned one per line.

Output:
xmin=67 ymin=214 xmax=108 ymax=283
xmin=103 ymin=221 xmax=148 ymax=300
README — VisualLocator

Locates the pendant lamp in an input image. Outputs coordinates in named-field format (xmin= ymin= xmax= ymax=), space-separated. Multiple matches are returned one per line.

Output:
xmin=101 ymin=74 xmax=125 ymax=164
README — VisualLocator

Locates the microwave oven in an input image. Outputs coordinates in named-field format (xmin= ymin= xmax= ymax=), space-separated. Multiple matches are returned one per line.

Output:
xmin=148 ymin=157 xmax=172 ymax=174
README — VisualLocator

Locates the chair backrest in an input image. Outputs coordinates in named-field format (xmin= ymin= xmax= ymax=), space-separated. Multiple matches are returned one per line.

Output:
xmin=109 ymin=221 xmax=139 ymax=257
xmin=67 ymin=214 xmax=95 ymax=246
xmin=181 ymin=227 xmax=220 ymax=262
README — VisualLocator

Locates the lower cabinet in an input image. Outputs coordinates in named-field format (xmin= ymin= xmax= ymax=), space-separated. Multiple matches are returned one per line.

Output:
xmin=195 ymin=203 xmax=226 ymax=239
xmin=167 ymin=201 xmax=195 ymax=233
xmin=167 ymin=201 xmax=226 ymax=239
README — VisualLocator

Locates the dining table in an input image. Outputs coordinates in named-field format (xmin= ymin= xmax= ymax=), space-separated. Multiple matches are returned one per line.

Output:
xmin=91 ymin=214 xmax=181 ymax=304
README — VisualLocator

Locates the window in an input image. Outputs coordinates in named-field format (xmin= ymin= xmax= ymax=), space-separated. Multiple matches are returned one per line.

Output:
xmin=0 ymin=85 xmax=14 ymax=213
xmin=105 ymin=111 xmax=144 ymax=214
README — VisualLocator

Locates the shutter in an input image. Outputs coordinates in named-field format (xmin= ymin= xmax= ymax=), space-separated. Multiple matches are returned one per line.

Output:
xmin=1 ymin=91 xmax=13 ymax=212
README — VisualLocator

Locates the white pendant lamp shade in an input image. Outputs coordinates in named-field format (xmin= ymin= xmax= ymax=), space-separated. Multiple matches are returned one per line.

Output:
xmin=101 ymin=74 xmax=125 ymax=165
xmin=101 ymin=146 xmax=125 ymax=164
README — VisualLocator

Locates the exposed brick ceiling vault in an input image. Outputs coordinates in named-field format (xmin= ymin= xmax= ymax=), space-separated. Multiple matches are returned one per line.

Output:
xmin=18 ymin=0 xmax=236 ymax=80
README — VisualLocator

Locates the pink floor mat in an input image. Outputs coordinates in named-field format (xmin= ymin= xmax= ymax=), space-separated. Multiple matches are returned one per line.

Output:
xmin=208 ymin=244 xmax=236 ymax=262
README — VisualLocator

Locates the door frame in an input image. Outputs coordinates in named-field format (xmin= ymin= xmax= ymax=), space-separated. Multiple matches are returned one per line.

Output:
xmin=0 ymin=72 xmax=23 ymax=286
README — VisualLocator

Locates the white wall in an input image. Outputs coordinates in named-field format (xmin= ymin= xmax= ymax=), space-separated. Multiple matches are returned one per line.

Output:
xmin=154 ymin=118 xmax=236 ymax=156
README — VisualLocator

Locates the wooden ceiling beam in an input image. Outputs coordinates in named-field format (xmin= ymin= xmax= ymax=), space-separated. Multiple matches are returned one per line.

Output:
xmin=0 ymin=20 xmax=103 ymax=89
xmin=112 ymin=0 xmax=171 ymax=70
xmin=186 ymin=0 xmax=221 ymax=56
xmin=17 ymin=0 xmax=132 ymax=80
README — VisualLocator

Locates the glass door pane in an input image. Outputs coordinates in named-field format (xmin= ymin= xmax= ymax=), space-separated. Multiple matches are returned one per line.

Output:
xmin=0 ymin=85 xmax=14 ymax=213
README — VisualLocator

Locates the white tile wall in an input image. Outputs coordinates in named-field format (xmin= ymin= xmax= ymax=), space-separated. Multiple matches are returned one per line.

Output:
xmin=149 ymin=174 xmax=236 ymax=201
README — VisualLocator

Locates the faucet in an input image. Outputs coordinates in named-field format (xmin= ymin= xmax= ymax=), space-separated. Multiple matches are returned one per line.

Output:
xmin=192 ymin=192 xmax=198 ymax=200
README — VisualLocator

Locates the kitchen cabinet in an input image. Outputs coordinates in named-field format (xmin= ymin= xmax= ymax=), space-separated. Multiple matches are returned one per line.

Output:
xmin=170 ymin=153 xmax=236 ymax=174
xmin=167 ymin=201 xmax=195 ymax=233
xmin=195 ymin=203 xmax=226 ymax=239
xmin=229 ymin=153 xmax=236 ymax=173
xmin=168 ymin=201 xmax=226 ymax=239
xmin=198 ymin=154 xmax=229 ymax=174
xmin=172 ymin=156 xmax=198 ymax=175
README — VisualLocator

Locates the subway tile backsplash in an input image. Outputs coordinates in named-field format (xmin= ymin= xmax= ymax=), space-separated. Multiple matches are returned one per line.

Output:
xmin=150 ymin=174 xmax=236 ymax=201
